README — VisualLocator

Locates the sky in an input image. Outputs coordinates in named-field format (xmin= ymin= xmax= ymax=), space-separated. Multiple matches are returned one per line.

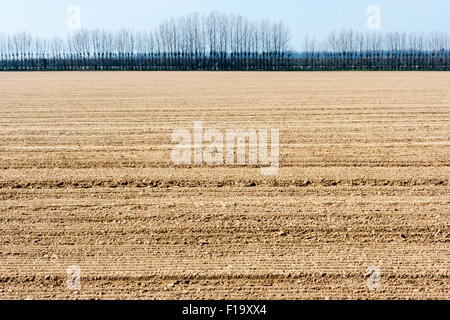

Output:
xmin=0 ymin=0 xmax=449 ymax=50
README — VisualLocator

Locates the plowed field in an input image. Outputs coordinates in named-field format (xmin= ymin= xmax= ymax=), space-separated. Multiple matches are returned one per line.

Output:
xmin=0 ymin=72 xmax=449 ymax=299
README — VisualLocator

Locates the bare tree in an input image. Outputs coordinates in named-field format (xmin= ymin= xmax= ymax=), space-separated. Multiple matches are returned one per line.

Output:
xmin=1 ymin=12 xmax=449 ymax=71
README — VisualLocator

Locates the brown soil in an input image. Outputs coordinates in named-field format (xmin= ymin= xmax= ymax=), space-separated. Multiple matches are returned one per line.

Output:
xmin=0 ymin=72 xmax=449 ymax=299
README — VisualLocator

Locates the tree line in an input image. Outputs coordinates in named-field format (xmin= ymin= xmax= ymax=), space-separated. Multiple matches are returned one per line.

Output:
xmin=0 ymin=12 xmax=449 ymax=71
xmin=302 ymin=30 xmax=450 ymax=71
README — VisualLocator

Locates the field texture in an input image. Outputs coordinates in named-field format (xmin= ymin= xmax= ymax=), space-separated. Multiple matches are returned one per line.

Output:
xmin=0 ymin=72 xmax=449 ymax=299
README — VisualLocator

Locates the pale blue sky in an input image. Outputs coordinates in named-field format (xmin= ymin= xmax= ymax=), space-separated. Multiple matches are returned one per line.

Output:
xmin=1 ymin=0 xmax=449 ymax=49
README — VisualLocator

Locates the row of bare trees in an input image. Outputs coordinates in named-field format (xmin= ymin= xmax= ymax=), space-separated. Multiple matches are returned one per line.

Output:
xmin=301 ymin=30 xmax=450 ymax=70
xmin=1 ymin=12 xmax=449 ymax=71
xmin=0 ymin=12 xmax=291 ymax=71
